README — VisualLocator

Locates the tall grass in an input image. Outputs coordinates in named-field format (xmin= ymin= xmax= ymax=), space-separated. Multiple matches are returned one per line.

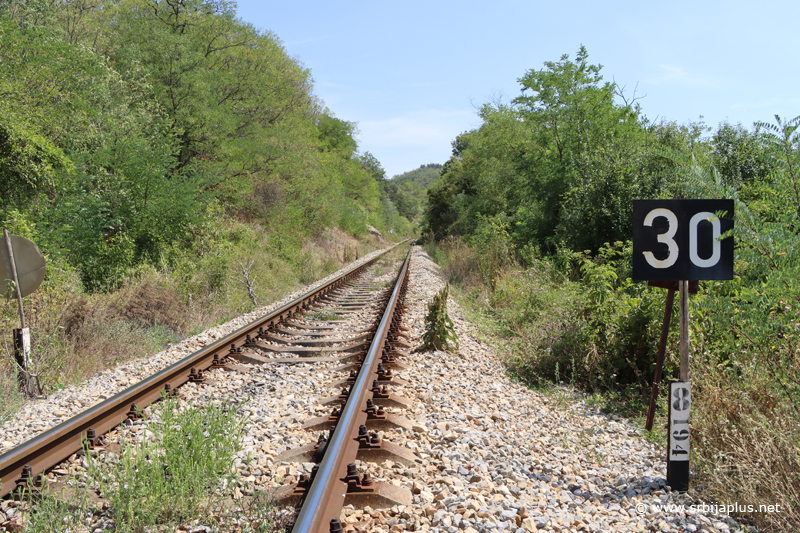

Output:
xmin=0 ymin=220 xmax=382 ymax=417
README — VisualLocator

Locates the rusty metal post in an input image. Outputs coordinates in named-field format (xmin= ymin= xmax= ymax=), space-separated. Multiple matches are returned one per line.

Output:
xmin=3 ymin=229 xmax=26 ymax=330
xmin=645 ymin=288 xmax=676 ymax=432
xmin=4 ymin=229 xmax=31 ymax=395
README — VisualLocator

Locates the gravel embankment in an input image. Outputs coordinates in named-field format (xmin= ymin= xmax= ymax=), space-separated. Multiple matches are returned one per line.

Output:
xmin=334 ymin=246 xmax=754 ymax=533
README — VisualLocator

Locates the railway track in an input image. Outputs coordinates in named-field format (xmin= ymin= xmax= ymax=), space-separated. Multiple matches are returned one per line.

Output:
xmin=2 ymin=245 xmax=746 ymax=533
xmin=0 ymin=242 xmax=417 ymax=531
xmin=279 ymin=244 xmax=415 ymax=533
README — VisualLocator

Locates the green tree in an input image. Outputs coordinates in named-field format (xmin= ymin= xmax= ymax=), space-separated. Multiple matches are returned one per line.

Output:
xmin=512 ymin=46 xmax=647 ymax=250
xmin=317 ymin=114 xmax=358 ymax=158
xmin=423 ymin=47 xmax=692 ymax=254
xmin=358 ymin=151 xmax=386 ymax=181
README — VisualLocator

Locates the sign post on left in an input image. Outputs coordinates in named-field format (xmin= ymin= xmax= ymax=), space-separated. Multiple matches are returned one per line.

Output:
xmin=2 ymin=229 xmax=46 ymax=397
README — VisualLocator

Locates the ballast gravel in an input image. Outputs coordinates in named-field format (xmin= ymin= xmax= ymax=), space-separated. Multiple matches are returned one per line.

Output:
xmin=335 ymin=247 xmax=754 ymax=533
xmin=0 ymin=246 xmax=391 ymax=455
xmin=1 ymin=245 xmax=758 ymax=533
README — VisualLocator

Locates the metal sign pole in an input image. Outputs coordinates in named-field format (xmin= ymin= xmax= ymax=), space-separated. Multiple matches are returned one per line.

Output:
xmin=3 ymin=229 xmax=31 ymax=395
xmin=667 ymin=280 xmax=692 ymax=491
xmin=667 ymin=380 xmax=691 ymax=491
xmin=3 ymin=229 xmax=26 ymax=330
xmin=645 ymin=288 xmax=676 ymax=432
xmin=679 ymin=280 xmax=690 ymax=382
xmin=667 ymin=280 xmax=692 ymax=492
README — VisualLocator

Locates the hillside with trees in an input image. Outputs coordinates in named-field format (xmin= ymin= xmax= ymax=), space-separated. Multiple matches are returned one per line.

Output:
xmin=375 ymin=163 xmax=443 ymax=225
xmin=393 ymin=163 xmax=442 ymax=188
xmin=422 ymin=47 xmax=799 ymax=531
xmin=0 ymin=0 xmax=412 ymax=414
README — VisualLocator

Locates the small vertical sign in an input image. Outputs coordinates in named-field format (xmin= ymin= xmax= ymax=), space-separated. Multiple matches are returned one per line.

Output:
xmin=667 ymin=380 xmax=691 ymax=491
xmin=13 ymin=327 xmax=31 ymax=377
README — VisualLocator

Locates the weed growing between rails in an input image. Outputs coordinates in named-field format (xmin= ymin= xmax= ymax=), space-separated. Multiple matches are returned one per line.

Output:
xmin=420 ymin=283 xmax=459 ymax=352
xmin=303 ymin=311 xmax=341 ymax=321
xmin=82 ymin=397 xmax=249 ymax=533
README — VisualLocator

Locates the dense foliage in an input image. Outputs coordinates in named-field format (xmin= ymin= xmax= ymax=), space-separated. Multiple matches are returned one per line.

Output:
xmin=423 ymin=47 xmax=799 ymax=530
xmin=0 ymin=0 xmax=410 ymax=292
xmin=423 ymin=47 xmax=724 ymax=254
xmin=376 ymin=163 xmax=442 ymax=224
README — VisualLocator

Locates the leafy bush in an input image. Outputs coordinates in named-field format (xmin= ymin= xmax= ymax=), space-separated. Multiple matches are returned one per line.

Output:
xmin=576 ymin=242 xmax=672 ymax=389
xmin=489 ymin=259 xmax=588 ymax=387
xmin=421 ymin=283 xmax=459 ymax=352
xmin=471 ymin=215 xmax=516 ymax=289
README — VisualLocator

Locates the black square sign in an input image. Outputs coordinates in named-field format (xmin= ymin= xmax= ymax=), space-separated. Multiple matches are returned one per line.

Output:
xmin=633 ymin=199 xmax=734 ymax=281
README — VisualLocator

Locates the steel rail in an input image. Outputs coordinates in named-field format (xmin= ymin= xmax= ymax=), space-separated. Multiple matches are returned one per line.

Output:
xmin=0 ymin=244 xmax=405 ymax=498
xmin=291 ymin=247 xmax=411 ymax=533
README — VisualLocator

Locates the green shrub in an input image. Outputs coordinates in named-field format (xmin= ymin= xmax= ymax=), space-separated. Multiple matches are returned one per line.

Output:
xmin=438 ymin=238 xmax=671 ymax=393
xmin=576 ymin=242 xmax=672 ymax=390
xmin=470 ymin=215 xmax=516 ymax=289
xmin=421 ymin=283 xmax=459 ymax=352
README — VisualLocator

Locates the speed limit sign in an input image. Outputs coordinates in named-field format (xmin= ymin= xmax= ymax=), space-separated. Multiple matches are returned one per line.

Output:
xmin=633 ymin=199 xmax=734 ymax=280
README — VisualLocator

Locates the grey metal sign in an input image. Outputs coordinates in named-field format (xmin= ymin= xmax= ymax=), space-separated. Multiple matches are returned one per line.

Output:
xmin=0 ymin=235 xmax=46 ymax=298
xmin=633 ymin=199 xmax=734 ymax=281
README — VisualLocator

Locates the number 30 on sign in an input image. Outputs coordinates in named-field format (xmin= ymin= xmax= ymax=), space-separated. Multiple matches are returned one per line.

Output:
xmin=632 ymin=199 xmax=734 ymax=281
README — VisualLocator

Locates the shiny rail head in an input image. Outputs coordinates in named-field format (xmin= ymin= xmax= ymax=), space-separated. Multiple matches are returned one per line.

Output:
xmin=290 ymin=247 xmax=412 ymax=533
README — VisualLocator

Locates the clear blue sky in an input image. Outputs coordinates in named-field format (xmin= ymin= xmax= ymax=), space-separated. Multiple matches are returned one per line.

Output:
xmin=234 ymin=0 xmax=800 ymax=179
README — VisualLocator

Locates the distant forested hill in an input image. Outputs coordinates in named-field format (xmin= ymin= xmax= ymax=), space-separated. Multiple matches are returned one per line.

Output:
xmin=377 ymin=163 xmax=442 ymax=224
xmin=392 ymin=163 xmax=443 ymax=188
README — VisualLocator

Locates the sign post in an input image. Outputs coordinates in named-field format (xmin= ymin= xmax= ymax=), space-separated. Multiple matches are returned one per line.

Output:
xmin=644 ymin=286 xmax=675 ymax=432
xmin=3 ymin=230 xmax=26 ymax=330
xmin=679 ymin=280 xmax=690 ymax=382
xmin=1 ymin=229 xmax=46 ymax=397
xmin=633 ymin=199 xmax=734 ymax=492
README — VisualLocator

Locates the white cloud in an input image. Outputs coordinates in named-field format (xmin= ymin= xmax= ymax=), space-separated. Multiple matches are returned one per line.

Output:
xmin=355 ymin=109 xmax=479 ymax=177
xmin=358 ymin=109 xmax=476 ymax=148
xmin=647 ymin=65 xmax=713 ymax=87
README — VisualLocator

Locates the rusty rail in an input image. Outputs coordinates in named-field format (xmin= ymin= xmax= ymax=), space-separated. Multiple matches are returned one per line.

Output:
xmin=291 ymin=247 xmax=411 ymax=533
xmin=0 ymin=244 xmax=405 ymax=498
